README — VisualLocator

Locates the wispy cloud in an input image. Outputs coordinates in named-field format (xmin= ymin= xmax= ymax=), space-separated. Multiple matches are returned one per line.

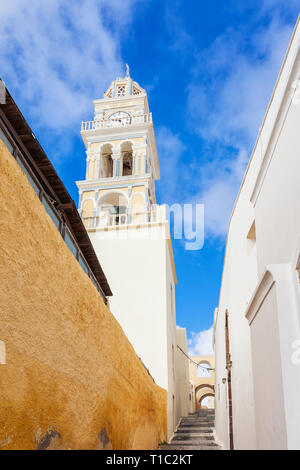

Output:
xmin=164 ymin=1 xmax=194 ymax=59
xmin=260 ymin=0 xmax=300 ymax=16
xmin=190 ymin=149 xmax=248 ymax=240
xmin=188 ymin=326 xmax=214 ymax=356
xmin=187 ymin=18 xmax=293 ymax=147
xmin=184 ymin=13 xmax=295 ymax=239
xmin=156 ymin=126 xmax=186 ymax=202
xmin=0 ymin=0 xmax=138 ymax=131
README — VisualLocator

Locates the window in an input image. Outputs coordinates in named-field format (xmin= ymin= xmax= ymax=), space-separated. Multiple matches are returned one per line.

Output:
xmin=64 ymin=228 xmax=77 ymax=258
xmin=117 ymin=85 xmax=125 ymax=97
xmin=41 ymin=195 xmax=61 ymax=229
xmin=0 ymin=126 xmax=14 ymax=154
xmin=133 ymin=87 xmax=140 ymax=95
xmin=247 ymin=220 xmax=256 ymax=241
xmin=122 ymin=152 xmax=132 ymax=176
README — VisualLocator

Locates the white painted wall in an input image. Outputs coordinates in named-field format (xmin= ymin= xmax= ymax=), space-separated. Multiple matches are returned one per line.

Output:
xmin=165 ymin=242 xmax=181 ymax=438
xmin=214 ymin=17 xmax=300 ymax=450
xmin=248 ymin=281 xmax=287 ymax=449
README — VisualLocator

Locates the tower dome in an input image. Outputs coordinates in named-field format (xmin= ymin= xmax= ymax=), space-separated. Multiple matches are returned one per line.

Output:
xmin=103 ymin=65 xmax=145 ymax=99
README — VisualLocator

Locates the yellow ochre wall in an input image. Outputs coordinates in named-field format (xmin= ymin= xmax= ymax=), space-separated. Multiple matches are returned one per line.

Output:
xmin=0 ymin=140 xmax=167 ymax=450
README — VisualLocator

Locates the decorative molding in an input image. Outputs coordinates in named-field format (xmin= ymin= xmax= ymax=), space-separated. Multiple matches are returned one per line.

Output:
xmin=81 ymin=196 xmax=96 ymax=212
xmin=120 ymin=139 xmax=135 ymax=148
xmin=76 ymin=175 xmax=152 ymax=191
xmin=132 ymin=191 xmax=145 ymax=201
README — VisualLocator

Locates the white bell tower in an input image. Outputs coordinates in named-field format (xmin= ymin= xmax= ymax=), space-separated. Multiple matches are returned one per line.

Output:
xmin=77 ymin=67 xmax=179 ymax=438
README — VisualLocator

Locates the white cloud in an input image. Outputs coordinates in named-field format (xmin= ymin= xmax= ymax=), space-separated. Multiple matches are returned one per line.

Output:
xmin=156 ymin=126 xmax=186 ymax=202
xmin=188 ymin=148 xmax=248 ymax=240
xmin=260 ymin=0 xmax=300 ymax=15
xmin=188 ymin=326 xmax=214 ymax=356
xmin=164 ymin=2 xmax=194 ymax=58
xmin=0 ymin=0 xmax=138 ymax=131
xmin=188 ymin=18 xmax=293 ymax=146
xmin=185 ymin=15 xmax=295 ymax=239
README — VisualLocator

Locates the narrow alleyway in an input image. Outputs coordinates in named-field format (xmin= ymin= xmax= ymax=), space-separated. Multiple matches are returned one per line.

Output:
xmin=160 ymin=409 xmax=221 ymax=450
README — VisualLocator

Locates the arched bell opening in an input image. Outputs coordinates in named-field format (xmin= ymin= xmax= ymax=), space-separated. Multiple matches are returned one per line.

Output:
xmin=120 ymin=141 xmax=133 ymax=176
xmin=97 ymin=191 xmax=128 ymax=226
xmin=101 ymin=144 xmax=113 ymax=178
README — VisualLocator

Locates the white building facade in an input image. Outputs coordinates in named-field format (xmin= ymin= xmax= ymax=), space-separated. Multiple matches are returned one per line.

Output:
xmin=214 ymin=17 xmax=300 ymax=450
xmin=77 ymin=68 xmax=182 ymax=438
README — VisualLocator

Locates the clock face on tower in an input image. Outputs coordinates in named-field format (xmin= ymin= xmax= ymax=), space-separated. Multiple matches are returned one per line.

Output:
xmin=107 ymin=111 xmax=131 ymax=127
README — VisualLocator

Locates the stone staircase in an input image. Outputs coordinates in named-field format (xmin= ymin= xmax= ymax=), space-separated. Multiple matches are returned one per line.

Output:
xmin=160 ymin=409 xmax=221 ymax=450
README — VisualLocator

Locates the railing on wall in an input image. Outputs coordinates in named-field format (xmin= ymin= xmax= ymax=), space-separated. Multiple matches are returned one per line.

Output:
xmin=81 ymin=113 xmax=152 ymax=131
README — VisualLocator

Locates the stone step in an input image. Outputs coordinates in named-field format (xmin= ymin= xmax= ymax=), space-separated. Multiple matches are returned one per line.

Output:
xmin=182 ymin=415 xmax=214 ymax=419
xmin=179 ymin=422 xmax=214 ymax=428
xmin=162 ymin=409 xmax=220 ymax=451
xmin=174 ymin=429 xmax=215 ymax=434
xmin=177 ymin=430 xmax=214 ymax=436
xmin=159 ymin=444 xmax=221 ymax=451
xmin=182 ymin=415 xmax=215 ymax=421
xmin=181 ymin=417 xmax=211 ymax=420
xmin=176 ymin=428 xmax=213 ymax=434
xmin=171 ymin=439 xmax=218 ymax=447
xmin=181 ymin=421 xmax=214 ymax=426
xmin=172 ymin=434 xmax=214 ymax=441
xmin=179 ymin=421 xmax=215 ymax=426
xmin=181 ymin=419 xmax=214 ymax=424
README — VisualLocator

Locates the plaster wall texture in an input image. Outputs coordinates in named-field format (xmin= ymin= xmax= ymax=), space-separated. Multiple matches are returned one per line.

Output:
xmin=249 ymin=283 xmax=287 ymax=449
xmin=0 ymin=140 xmax=167 ymax=450
xmin=88 ymin=223 xmax=179 ymax=439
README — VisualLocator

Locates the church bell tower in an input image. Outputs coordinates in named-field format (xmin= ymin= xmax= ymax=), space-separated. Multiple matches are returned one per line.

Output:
xmin=77 ymin=66 xmax=178 ymax=439
xmin=77 ymin=65 xmax=160 ymax=227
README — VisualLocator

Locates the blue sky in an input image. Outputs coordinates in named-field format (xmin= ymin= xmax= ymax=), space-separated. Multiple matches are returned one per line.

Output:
xmin=0 ymin=0 xmax=299 ymax=354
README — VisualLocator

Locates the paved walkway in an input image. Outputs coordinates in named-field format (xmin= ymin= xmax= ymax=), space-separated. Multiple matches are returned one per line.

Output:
xmin=160 ymin=409 xmax=221 ymax=450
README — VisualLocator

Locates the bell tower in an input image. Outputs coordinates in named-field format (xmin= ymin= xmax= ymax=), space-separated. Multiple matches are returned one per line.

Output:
xmin=77 ymin=67 xmax=179 ymax=439
xmin=77 ymin=65 xmax=160 ymax=227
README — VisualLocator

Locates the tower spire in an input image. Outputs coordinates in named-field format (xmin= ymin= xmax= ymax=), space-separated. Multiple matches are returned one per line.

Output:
xmin=125 ymin=63 xmax=130 ymax=79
